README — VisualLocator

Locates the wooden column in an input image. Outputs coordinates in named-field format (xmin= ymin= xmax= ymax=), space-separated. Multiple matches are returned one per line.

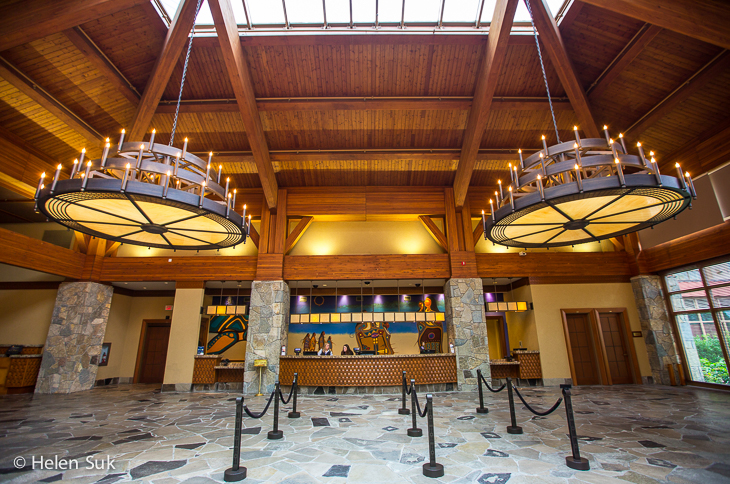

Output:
xmin=445 ymin=187 xmax=477 ymax=278
xmin=255 ymin=188 xmax=286 ymax=280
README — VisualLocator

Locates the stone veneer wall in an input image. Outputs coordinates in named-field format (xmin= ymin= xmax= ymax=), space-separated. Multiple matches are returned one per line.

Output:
xmin=36 ymin=282 xmax=114 ymax=394
xmin=444 ymin=278 xmax=490 ymax=391
xmin=243 ymin=280 xmax=290 ymax=395
xmin=631 ymin=275 xmax=680 ymax=385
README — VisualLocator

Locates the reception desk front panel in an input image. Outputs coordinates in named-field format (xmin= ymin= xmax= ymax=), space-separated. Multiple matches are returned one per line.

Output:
xmin=280 ymin=354 xmax=457 ymax=387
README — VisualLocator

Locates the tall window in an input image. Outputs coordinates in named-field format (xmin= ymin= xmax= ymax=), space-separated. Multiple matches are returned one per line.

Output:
xmin=664 ymin=259 xmax=730 ymax=386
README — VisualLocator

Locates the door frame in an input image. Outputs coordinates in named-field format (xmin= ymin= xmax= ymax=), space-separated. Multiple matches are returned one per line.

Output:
xmin=133 ymin=319 xmax=171 ymax=384
xmin=593 ymin=308 xmax=642 ymax=385
xmin=561 ymin=309 xmax=604 ymax=385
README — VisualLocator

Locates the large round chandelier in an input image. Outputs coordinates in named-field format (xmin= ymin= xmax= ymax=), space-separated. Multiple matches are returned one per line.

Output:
xmin=481 ymin=0 xmax=695 ymax=249
xmin=32 ymin=0 xmax=250 ymax=251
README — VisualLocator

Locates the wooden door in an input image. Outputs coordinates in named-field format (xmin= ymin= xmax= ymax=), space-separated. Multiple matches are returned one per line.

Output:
xmin=139 ymin=323 xmax=171 ymax=384
xmin=566 ymin=313 xmax=600 ymax=385
xmin=599 ymin=313 xmax=633 ymax=384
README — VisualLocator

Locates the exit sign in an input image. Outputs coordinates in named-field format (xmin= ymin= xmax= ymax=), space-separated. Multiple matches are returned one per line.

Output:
xmin=165 ymin=305 xmax=173 ymax=311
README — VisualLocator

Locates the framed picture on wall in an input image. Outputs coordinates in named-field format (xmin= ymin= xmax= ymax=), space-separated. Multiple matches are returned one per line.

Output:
xmin=99 ymin=343 xmax=111 ymax=367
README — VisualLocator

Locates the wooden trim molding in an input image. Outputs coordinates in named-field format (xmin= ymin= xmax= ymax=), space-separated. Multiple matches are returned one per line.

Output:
xmin=283 ymin=254 xmax=451 ymax=280
xmin=0 ymin=228 xmax=86 ymax=279
xmin=175 ymin=281 xmax=205 ymax=289
xmin=640 ymin=221 xmax=730 ymax=273
xmin=476 ymin=252 xmax=632 ymax=278
xmin=99 ymin=256 xmax=258 ymax=282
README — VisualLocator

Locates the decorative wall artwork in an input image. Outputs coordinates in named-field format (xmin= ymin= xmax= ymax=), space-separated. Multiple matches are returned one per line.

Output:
xmin=99 ymin=343 xmax=111 ymax=366
xmin=418 ymin=320 xmax=443 ymax=352
xmin=290 ymin=293 xmax=446 ymax=314
xmin=207 ymin=315 xmax=247 ymax=355
xmin=356 ymin=321 xmax=394 ymax=354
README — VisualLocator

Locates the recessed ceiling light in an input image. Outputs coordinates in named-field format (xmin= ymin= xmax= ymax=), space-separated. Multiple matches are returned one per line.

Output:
xmin=124 ymin=282 xmax=128 ymax=285
xmin=323 ymin=284 xmax=327 ymax=287
xmin=143 ymin=287 xmax=147 ymax=289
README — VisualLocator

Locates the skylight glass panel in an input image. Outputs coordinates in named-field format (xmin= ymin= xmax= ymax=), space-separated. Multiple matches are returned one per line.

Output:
xmin=442 ymin=0 xmax=480 ymax=23
xmin=379 ymin=0 xmax=403 ymax=22
xmin=324 ymin=0 xmax=350 ymax=23
xmin=352 ymin=0 xmax=376 ymax=23
xmin=403 ymin=0 xmax=441 ymax=23
xmin=286 ymin=0 xmax=325 ymax=24
xmin=248 ymin=0 xmax=287 ymax=24
xmin=195 ymin=0 xmax=214 ymax=25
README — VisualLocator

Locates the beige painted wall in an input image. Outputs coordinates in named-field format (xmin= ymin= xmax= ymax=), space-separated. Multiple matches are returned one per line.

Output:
xmin=529 ymin=283 xmax=651 ymax=382
xmin=289 ymin=221 xmax=446 ymax=256
xmin=486 ymin=317 xmax=504 ymax=359
xmin=163 ymin=288 xmax=204 ymax=385
xmin=97 ymin=293 xmax=132 ymax=381
xmin=0 ymin=289 xmax=57 ymax=345
xmin=505 ymin=285 xmax=539 ymax=351
xmin=118 ymin=296 xmax=175 ymax=380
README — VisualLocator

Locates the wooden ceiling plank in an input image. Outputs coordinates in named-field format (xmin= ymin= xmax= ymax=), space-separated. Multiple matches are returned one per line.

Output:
xmin=626 ymin=51 xmax=730 ymax=140
xmin=587 ymin=24 xmax=662 ymax=101
xmin=453 ymin=0 xmax=519 ymax=208
xmin=209 ymin=0 xmax=278 ymax=209
xmin=285 ymin=216 xmax=314 ymax=253
xmin=63 ymin=26 xmax=141 ymax=106
xmin=0 ymin=0 xmax=146 ymax=52
xmin=528 ymin=0 xmax=600 ymax=139
xmin=0 ymin=56 xmax=103 ymax=145
xmin=662 ymin=115 xmax=730 ymax=176
xmin=418 ymin=215 xmax=448 ymax=251
xmin=127 ymin=0 xmax=200 ymax=141
xmin=579 ymin=0 xmax=730 ymax=51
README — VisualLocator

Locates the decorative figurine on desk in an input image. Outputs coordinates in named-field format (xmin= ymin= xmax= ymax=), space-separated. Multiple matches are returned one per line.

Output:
xmin=302 ymin=333 xmax=312 ymax=351
xmin=318 ymin=343 xmax=332 ymax=356
xmin=318 ymin=331 xmax=326 ymax=351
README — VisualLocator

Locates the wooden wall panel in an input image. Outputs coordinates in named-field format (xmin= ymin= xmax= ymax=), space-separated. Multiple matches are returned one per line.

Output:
xmin=99 ymin=256 xmax=257 ymax=281
xmin=286 ymin=187 xmax=446 ymax=217
xmin=283 ymin=255 xmax=451 ymax=280
xmin=0 ymin=228 xmax=85 ymax=279
xmin=476 ymin=252 xmax=633 ymax=279
xmin=640 ymin=221 xmax=730 ymax=273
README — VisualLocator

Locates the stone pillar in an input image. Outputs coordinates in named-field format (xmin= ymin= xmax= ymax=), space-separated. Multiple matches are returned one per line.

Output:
xmin=36 ymin=282 xmax=113 ymax=394
xmin=162 ymin=285 xmax=205 ymax=392
xmin=243 ymin=280 xmax=290 ymax=395
xmin=631 ymin=275 xmax=680 ymax=385
xmin=444 ymin=278 xmax=490 ymax=391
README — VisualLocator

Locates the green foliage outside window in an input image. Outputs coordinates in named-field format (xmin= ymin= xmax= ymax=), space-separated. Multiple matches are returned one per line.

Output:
xmin=695 ymin=335 xmax=729 ymax=384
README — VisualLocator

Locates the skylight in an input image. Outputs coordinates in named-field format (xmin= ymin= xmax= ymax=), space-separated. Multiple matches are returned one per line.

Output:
xmin=156 ymin=0 xmax=568 ymax=30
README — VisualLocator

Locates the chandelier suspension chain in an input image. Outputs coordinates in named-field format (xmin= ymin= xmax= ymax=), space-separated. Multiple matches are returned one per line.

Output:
xmin=170 ymin=0 xmax=203 ymax=146
xmin=524 ymin=0 xmax=560 ymax=144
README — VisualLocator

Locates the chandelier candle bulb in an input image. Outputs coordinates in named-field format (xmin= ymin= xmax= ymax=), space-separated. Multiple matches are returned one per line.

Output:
xmin=232 ymin=189 xmax=237 ymax=209
xmin=121 ymin=163 xmax=131 ymax=191
xmin=675 ymin=163 xmax=687 ymax=189
xmin=50 ymin=164 xmax=62 ymax=194
xmin=481 ymin=210 xmax=487 ymax=236
xmin=101 ymin=141 xmax=110 ymax=168
xmin=163 ymin=170 xmax=171 ymax=198
xmin=518 ymin=149 xmax=524 ymax=169
xmin=489 ymin=199 xmax=495 ymax=221
xmin=173 ymin=153 xmax=180 ymax=178
xmin=651 ymin=157 xmax=662 ymax=185
xmin=242 ymin=203 xmax=246 ymax=221
xmin=81 ymin=161 xmax=92 ymax=191
xmin=541 ymin=134 xmax=548 ymax=153
xmin=537 ymin=174 xmax=545 ymax=201
xmin=609 ymin=138 xmax=619 ymax=161
xmin=70 ymin=159 xmax=79 ymax=178
xmin=118 ymin=129 xmax=125 ymax=151
xmin=199 ymin=181 xmax=206 ymax=208
xmin=136 ymin=144 xmax=144 ymax=170
xmin=508 ymin=163 xmax=514 ymax=184
xmin=686 ymin=172 xmax=695 ymax=197
xmin=35 ymin=172 xmax=45 ymax=199
xmin=182 ymin=138 xmax=188 ymax=160
xmin=149 ymin=129 xmax=156 ymax=148
xmin=539 ymin=152 xmax=547 ymax=177
xmin=619 ymin=133 xmax=627 ymax=153
xmin=508 ymin=186 xmax=515 ymax=212
xmin=574 ymin=164 xmax=583 ymax=192
xmin=573 ymin=143 xmax=582 ymax=168
xmin=497 ymin=180 xmax=504 ymax=201
xmin=224 ymin=177 xmax=229 ymax=198
xmin=615 ymin=158 xmax=626 ymax=187
xmin=217 ymin=164 xmax=223 ymax=184
xmin=226 ymin=193 xmax=231 ymax=218
xmin=514 ymin=165 xmax=519 ymax=188
xmin=637 ymin=142 xmax=647 ymax=167
xmin=205 ymin=163 xmax=211 ymax=182
xmin=573 ymin=126 xmax=581 ymax=145
xmin=603 ymin=125 xmax=610 ymax=145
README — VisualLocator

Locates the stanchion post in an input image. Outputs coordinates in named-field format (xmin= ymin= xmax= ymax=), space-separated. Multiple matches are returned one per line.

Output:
xmin=407 ymin=379 xmax=422 ymax=437
xmin=476 ymin=369 xmax=488 ymax=414
xmin=268 ymin=382 xmax=284 ymax=440
xmin=506 ymin=377 xmax=523 ymax=434
xmin=422 ymin=394 xmax=444 ymax=478
xmin=399 ymin=370 xmax=410 ymax=415
xmin=561 ymin=384 xmax=589 ymax=470
xmin=288 ymin=373 xmax=300 ymax=418
xmin=224 ymin=397 xmax=247 ymax=482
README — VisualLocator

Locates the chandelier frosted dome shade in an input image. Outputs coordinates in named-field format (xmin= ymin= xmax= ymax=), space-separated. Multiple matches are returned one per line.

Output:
xmin=35 ymin=134 xmax=251 ymax=250
xmin=482 ymin=128 xmax=696 ymax=248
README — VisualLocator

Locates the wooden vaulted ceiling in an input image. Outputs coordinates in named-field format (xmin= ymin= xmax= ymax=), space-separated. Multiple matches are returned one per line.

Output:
xmin=0 ymin=0 xmax=729 ymax=213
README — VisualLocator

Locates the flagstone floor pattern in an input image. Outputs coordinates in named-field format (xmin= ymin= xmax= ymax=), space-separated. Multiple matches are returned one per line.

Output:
xmin=0 ymin=384 xmax=729 ymax=483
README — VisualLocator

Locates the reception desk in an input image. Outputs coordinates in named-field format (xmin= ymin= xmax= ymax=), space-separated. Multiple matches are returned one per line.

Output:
xmin=280 ymin=354 xmax=457 ymax=389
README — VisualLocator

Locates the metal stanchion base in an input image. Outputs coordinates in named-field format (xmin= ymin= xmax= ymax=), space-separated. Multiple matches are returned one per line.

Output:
xmin=566 ymin=456 xmax=590 ymax=471
xmin=422 ymin=462 xmax=444 ymax=478
xmin=476 ymin=407 xmax=489 ymax=414
xmin=407 ymin=428 xmax=423 ymax=437
xmin=224 ymin=467 xmax=247 ymax=482
xmin=507 ymin=426 xmax=523 ymax=434
xmin=398 ymin=408 xmax=410 ymax=415
xmin=288 ymin=411 xmax=300 ymax=418
xmin=267 ymin=430 xmax=284 ymax=440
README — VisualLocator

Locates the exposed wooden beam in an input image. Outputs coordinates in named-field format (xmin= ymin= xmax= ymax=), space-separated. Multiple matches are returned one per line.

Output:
xmin=0 ymin=0 xmax=146 ymax=52
xmin=248 ymin=221 xmax=260 ymax=248
xmin=609 ymin=237 xmax=625 ymax=251
xmin=579 ymin=0 xmax=730 ymax=51
xmin=0 ymin=56 xmax=103 ymax=145
xmin=210 ymin=0 xmax=278 ymax=209
xmin=476 ymin=251 xmax=632 ymax=278
xmin=127 ymin=0 xmax=200 ymax=141
xmin=63 ymin=27 xmax=141 ymax=105
xmin=460 ymin=198 xmax=475 ymax=252
xmin=641 ymin=221 xmax=730 ymax=273
xmin=0 ymin=227 xmax=86 ymax=279
xmin=528 ymin=0 xmax=601 ymax=138
xmin=557 ymin=0 xmax=585 ymax=31
xmin=453 ymin=0 xmax=519 ymax=208
xmin=473 ymin=220 xmax=484 ymax=247
xmin=100 ymin=256 xmax=258 ymax=281
xmin=418 ymin=216 xmax=448 ymax=251
xmin=273 ymin=188 xmax=287 ymax=254
xmin=209 ymin=149 xmax=532 ymax=163
xmin=662 ymin=115 xmax=730 ymax=176
xmin=625 ymin=51 xmax=730 ymax=139
xmin=285 ymin=216 xmax=314 ymax=253
xmin=587 ymin=24 xmax=662 ymax=101
xmin=155 ymin=97 xmax=572 ymax=113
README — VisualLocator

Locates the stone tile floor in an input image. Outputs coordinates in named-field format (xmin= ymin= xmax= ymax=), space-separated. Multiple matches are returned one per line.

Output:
xmin=1 ymin=384 xmax=730 ymax=483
